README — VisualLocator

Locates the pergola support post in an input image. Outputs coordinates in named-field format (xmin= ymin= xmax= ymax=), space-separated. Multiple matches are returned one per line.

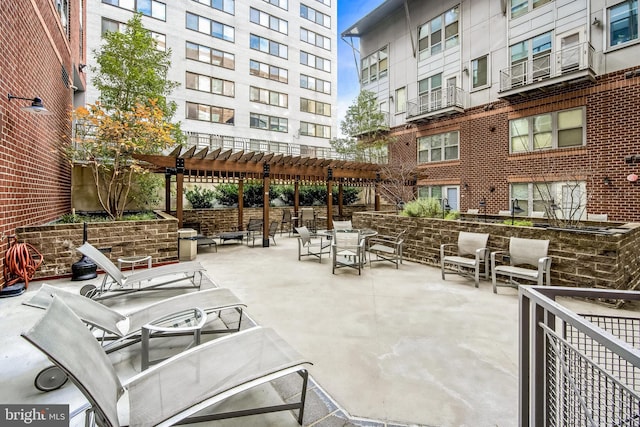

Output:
xmin=375 ymin=173 xmax=381 ymax=212
xmin=263 ymin=164 xmax=270 ymax=247
xmin=338 ymin=183 xmax=344 ymax=219
xmin=164 ymin=169 xmax=172 ymax=214
xmin=326 ymin=168 xmax=333 ymax=230
xmin=176 ymin=158 xmax=185 ymax=228
xmin=294 ymin=176 xmax=300 ymax=228
xmin=238 ymin=177 xmax=244 ymax=231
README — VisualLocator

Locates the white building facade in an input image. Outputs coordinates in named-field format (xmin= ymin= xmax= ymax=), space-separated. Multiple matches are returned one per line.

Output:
xmin=85 ymin=0 xmax=338 ymax=153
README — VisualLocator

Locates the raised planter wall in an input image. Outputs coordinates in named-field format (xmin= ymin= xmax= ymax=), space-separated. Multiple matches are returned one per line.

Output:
xmin=15 ymin=211 xmax=179 ymax=280
xmin=353 ymin=211 xmax=640 ymax=291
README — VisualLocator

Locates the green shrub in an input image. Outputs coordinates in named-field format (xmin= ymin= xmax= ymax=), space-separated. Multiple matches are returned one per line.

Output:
xmin=400 ymin=198 xmax=442 ymax=218
xmin=502 ymin=219 xmax=533 ymax=227
xmin=212 ymin=182 xmax=281 ymax=207
xmin=444 ymin=210 xmax=460 ymax=220
xmin=212 ymin=183 xmax=239 ymax=206
xmin=251 ymin=185 xmax=359 ymax=206
xmin=57 ymin=211 xmax=156 ymax=224
xmin=185 ymin=185 xmax=216 ymax=208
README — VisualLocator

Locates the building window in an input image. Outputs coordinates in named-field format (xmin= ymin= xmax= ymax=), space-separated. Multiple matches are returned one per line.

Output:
xmin=609 ymin=1 xmax=639 ymax=47
xmin=186 ymin=12 xmax=234 ymax=42
xmin=101 ymin=18 xmax=165 ymax=51
xmin=509 ymin=107 xmax=584 ymax=153
xmin=361 ymin=46 xmax=388 ymax=85
xmin=300 ymin=4 xmax=331 ymax=28
xmin=395 ymin=87 xmax=406 ymax=113
xmin=186 ymin=102 xmax=235 ymax=124
xmin=417 ymin=131 xmax=459 ymax=163
xmin=250 ymin=113 xmax=288 ymax=132
xmin=300 ymin=122 xmax=331 ymax=138
xmin=511 ymin=0 xmax=552 ymax=19
xmin=301 ymin=28 xmax=331 ymax=50
xmin=300 ymin=74 xmax=331 ymax=94
xmin=510 ymin=31 xmax=552 ymax=86
xmin=315 ymin=0 xmax=330 ymax=6
xmin=250 ymin=7 xmax=288 ymax=34
xmin=102 ymin=0 xmax=166 ymax=20
xmin=250 ymin=60 xmax=288 ymax=83
xmin=56 ymin=0 xmax=69 ymax=38
xmin=186 ymin=42 xmax=235 ymax=69
xmin=263 ymin=0 xmax=288 ymax=10
xmin=300 ymin=98 xmax=331 ymax=116
xmin=250 ymin=34 xmax=288 ymax=59
xmin=186 ymin=72 xmax=235 ymax=97
xmin=418 ymin=5 xmax=459 ymax=61
xmin=511 ymin=181 xmax=586 ymax=220
xmin=250 ymin=86 xmax=288 ymax=108
xmin=192 ymin=0 xmax=234 ymax=15
xmin=417 ymin=185 xmax=459 ymax=210
xmin=300 ymin=51 xmax=330 ymax=72
xmin=471 ymin=55 xmax=489 ymax=89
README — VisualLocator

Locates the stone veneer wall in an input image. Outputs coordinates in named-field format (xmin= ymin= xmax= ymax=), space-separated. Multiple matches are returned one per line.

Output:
xmin=15 ymin=211 xmax=178 ymax=280
xmin=353 ymin=211 xmax=640 ymax=291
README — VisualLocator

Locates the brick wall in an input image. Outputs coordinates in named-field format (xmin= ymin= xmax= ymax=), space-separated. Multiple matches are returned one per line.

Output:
xmin=15 ymin=211 xmax=178 ymax=280
xmin=0 ymin=1 xmax=84 ymax=286
xmin=353 ymin=211 xmax=640 ymax=291
xmin=388 ymin=68 xmax=640 ymax=222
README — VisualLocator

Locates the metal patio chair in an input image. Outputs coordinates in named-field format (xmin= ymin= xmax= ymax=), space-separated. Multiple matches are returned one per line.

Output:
xmin=491 ymin=237 xmax=551 ymax=293
xmin=295 ymin=226 xmax=331 ymax=263
xmin=332 ymin=229 xmax=365 ymax=275
xmin=368 ymin=230 xmax=406 ymax=269
xmin=76 ymin=242 xmax=204 ymax=301
xmin=22 ymin=298 xmax=312 ymax=426
xmin=440 ymin=231 xmax=489 ymax=287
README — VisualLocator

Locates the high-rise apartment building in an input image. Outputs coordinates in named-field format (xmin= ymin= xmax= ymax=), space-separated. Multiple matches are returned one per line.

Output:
xmin=85 ymin=0 xmax=338 ymax=153
xmin=344 ymin=0 xmax=640 ymax=222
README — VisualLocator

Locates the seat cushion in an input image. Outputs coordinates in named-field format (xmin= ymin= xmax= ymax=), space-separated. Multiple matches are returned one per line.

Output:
xmin=494 ymin=265 xmax=539 ymax=279
xmin=443 ymin=255 xmax=477 ymax=267
xmin=369 ymin=244 xmax=395 ymax=255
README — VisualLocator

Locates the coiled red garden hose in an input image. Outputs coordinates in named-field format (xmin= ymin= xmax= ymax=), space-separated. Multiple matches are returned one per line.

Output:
xmin=3 ymin=237 xmax=43 ymax=290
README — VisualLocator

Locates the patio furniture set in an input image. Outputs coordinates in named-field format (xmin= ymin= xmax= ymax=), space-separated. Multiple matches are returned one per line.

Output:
xmin=19 ymin=242 xmax=312 ymax=426
xmin=440 ymin=232 xmax=552 ymax=292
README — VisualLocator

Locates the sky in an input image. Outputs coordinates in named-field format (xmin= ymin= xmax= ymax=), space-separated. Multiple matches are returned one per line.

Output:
xmin=336 ymin=0 xmax=386 ymax=136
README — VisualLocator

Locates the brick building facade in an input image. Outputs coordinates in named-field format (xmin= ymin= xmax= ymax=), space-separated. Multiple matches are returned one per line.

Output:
xmin=343 ymin=0 xmax=640 ymax=222
xmin=0 ymin=0 xmax=85 ymax=285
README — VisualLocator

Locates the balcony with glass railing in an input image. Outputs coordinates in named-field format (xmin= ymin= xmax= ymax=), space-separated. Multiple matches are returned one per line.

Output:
xmin=406 ymin=86 xmax=466 ymax=122
xmin=499 ymin=42 xmax=599 ymax=97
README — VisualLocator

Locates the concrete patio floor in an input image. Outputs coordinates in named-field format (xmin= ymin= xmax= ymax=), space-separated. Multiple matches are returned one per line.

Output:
xmin=0 ymin=233 xmax=636 ymax=426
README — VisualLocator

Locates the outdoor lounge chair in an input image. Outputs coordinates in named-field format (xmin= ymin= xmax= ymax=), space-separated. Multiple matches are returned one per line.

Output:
xmin=295 ymin=226 xmax=331 ymax=263
xmin=22 ymin=298 xmax=312 ymax=426
xmin=24 ymin=284 xmax=246 ymax=390
xmin=76 ymin=242 xmax=204 ymax=301
xmin=246 ymin=218 xmax=263 ymax=247
xmin=332 ymin=220 xmax=352 ymax=231
xmin=332 ymin=229 xmax=364 ymax=275
xmin=368 ymin=230 xmax=406 ymax=269
xmin=252 ymin=221 xmax=279 ymax=247
xmin=440 ymin=231 xmax=489 ymax=287
xmin=491 ymin=237 xmax=551 ymax=293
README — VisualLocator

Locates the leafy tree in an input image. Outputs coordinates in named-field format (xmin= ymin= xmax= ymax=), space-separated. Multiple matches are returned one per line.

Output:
xmin=69 ymin=13 xmax=183 ymax=220
xmin=331 ymin=90 xmax=390 ymax=162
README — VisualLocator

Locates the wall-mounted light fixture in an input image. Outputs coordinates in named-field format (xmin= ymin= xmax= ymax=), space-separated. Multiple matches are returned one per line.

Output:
xmin=78 ymin=63 xmax=87 ymax=72
xmin=7 ymin=93 xmax=52 ymax=115
xmin=511 ymin=199 xmax=524 ymax=225
xmin=441 ymin=198 xmax=451 ymax=219
xmin=592 ymin=17 xmax=601 ymax=27
xmin=603 ymin=176 xmax=612 ymax=186
xmin=462 ymin=66 xmax=469 ymax=74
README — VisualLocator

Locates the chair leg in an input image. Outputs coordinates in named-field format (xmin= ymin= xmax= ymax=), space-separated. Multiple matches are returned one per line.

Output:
xmin=474 ymin=266 xmax=480 ymax=288
xmin=492 ymin=272 xmax=498 ymax=293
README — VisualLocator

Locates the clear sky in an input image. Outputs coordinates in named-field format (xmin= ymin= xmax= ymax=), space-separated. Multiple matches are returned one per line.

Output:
xmin=337 ymin=0 xmax=386 ymax=136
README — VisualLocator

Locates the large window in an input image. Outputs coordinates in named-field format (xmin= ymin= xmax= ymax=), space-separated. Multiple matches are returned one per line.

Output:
xmin=250 ymin=113 xmax=288 ymax=132
xmin=511 ymin=181 xmax=586 ymax=220
xmin=418 ymin=5 xmax=459 ymax=61
xmin=510 ymin=32 xmax=552 ymax=85
xmin=300 ymin=74 xmax=331 ymax=94
xmin=361 ymin=46 xmax=388 ymax=85
xmin=417 ymin=131 xmax=459 ymax=163
xmin=250 ymin=7 xmax=288 ymax=34
xmin=471 ymin=55 xmax=489 ymax=89
xmin=186 ymin=102 xmax=234 ymax=124
xmin=101 ymin=18 xmax=165 ymax=50
xmin=186 ymin=42 xmax=234 ymax=69
xmin=509 ymin=107 xmax=584 ymax=153
xmin=609 ymin=1 xmax=639 ymax=47
xmin=300 ymin=122 xmax=331 ymax=138
xmin=186 ymin=72 xmax=235 ymax=97
xmin=300 ymin=4 xmax=331 ymax=28
xmin=250 ymin=59 xmax=288 ymax=83
xmin=250 ymin=34 xmax=288 ymax=59
xmin=300 ymin=98 xmax=331 ymax=116
xmin=511 ymin=0 xmax=553 ymax=19
xmin=301 ymin=28 xmax=331 ymax=50
xmin=263 ymin=0 xmax=287 ymax=9
xmin=417 ymin=185 xmax=459 ymax=210
xmin=56 ymin=0 xmax=69 ymax=37
xmin=186 ymin=12 xmax=234 ymax=42
xmin=102 ymin=0 xmax=166 ymax=20
xmin=192 ymin=0 xmax=234 ymax=14
xmin=250 ymin=86 xmax=288 ymax=108
xmin=300 ymin=51 xmax=330 ymax=72
xmin=395 ymin=87 xmax=406 ymax=113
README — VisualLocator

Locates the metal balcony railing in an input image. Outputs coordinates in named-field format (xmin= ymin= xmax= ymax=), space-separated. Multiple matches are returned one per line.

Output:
xmin=520 ymin=286 xmax=640 ymax=427
xmin=500 ymin=42 xmax=597 ymax=92
xmin=406 ymin=86 xmax=465 ymax=120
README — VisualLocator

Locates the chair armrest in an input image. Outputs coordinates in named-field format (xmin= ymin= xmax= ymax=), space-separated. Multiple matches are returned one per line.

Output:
xmin=475 ymin=247 xmax=489 ymax=262
xmin=538 ymin=256 xmax=552 ymax=271
xmin=439 ymin=243 xmax=457 ymax=258
xmin=490 ymin=251 xmax=508 ymax=269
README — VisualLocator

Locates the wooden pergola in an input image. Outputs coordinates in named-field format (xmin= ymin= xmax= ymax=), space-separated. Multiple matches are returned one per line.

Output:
xmin=135 ymin=146 xmax=383 ymax=247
